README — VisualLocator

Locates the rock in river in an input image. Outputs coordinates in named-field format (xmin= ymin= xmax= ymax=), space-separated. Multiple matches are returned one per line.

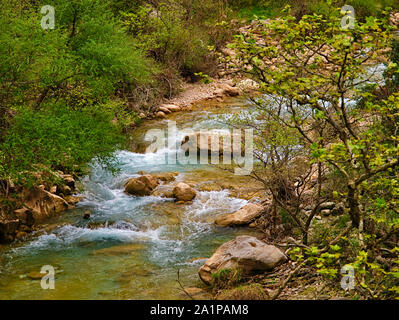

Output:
xmin=173 ymin=183 xmax=197 ymax=202
xmin=125 ymin=175 xmax=160 ymax=196
xmin=215 ymin=203 xmax=264 ymax=227
xmin=198 ymin=236 xmax=287 ymax=285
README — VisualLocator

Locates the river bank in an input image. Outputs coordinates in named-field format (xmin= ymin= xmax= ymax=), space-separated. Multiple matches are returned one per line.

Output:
xmin=0 ymin=88 xmax=273 ymax=300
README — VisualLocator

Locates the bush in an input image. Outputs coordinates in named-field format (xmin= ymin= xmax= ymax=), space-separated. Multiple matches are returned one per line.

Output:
xmin=0 ymin=104 xmax=124 ymax=186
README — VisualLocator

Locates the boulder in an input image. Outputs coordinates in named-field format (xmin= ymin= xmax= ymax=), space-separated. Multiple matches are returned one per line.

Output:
xmin=198 ymin=236 xmax=287 ymax=285
xmin=215 ymin=203 xmax=264 ymax=227
xmin=214 ymin=88 xmax=225 ymax=98
xmin=162 ymin=104 xmax=181 ymax=112
xmin=222 ymin=84 xmax=240 ymax=97
xmin=390 ymin=12 xmax=399 ymax=26
xmin=153 ymin=172 xmax=178 ymax=183
xmin=155 ymin=111 xmax=166 ymax=119
xmin=158 ymin=106 xmax=172 ymax=114
xmin=23 ymin=188 xmax=70 ymax=222
xmin=91 ymin=244 xmax=144 ymax=256
xmin=125 ymin=175 xmax=160 ymax=196
xmin=27 ymin=271 xmax=46 ymax=280
xmin=319 ymin=202 xmax=335 ymax=210
xmin=173 ymin=183 xmax=197 ymax=202
xmin=181 ymin=131 xmax=244 ymax=156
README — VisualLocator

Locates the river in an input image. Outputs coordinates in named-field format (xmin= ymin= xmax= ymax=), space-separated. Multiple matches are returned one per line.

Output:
xmin=0 ymin=97 xmax=263 ymax=300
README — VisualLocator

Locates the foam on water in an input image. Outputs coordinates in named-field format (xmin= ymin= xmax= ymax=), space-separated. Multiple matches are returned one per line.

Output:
xmin=14 ymin=224 xmax=164 ymax=253
xmin=0 ymin=98 xmax=264 ymax=299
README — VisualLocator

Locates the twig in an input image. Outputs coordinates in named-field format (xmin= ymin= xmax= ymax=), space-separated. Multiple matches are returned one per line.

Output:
xmin=176 ymin=269 xmax=195 ymax=300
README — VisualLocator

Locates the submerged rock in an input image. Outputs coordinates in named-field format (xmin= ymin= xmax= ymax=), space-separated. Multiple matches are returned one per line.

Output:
xmin=173 ymin=183 xmax=197 ymax=202
xmin=125 ymin=175 xmax=160 ymax=196
xmin=91 ymin=244 xmax=145 ymax=256
xmin=155 ymin=111 xmax=166 ymax=119
xmin=27 ymin=271 xmax=46 ymax=280
xmin=215 ymin=203 xmax=265 ymax=227
xmin=198 ymin=236 xmax=287 ymax=285
xmin=161 ymin=104 xmax=181 ymax=112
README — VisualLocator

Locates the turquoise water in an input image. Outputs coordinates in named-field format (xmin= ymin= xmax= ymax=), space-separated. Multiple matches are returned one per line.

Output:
xmin=0 ymin=98 xmax=261 ymax=300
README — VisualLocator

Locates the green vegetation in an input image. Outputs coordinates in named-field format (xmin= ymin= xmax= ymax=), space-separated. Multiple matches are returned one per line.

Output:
xmin=233 ymin=0 xmax=399 ymax=20
xmin=230 ymin=5 xmax=399 ymax=299
xmin=0 ymin=0 xmax=234 ymax=190
xmin=1 ymin=0 xmax=399 ymax=300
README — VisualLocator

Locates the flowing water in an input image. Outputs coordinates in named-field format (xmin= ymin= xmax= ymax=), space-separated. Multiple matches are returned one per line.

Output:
xmin=0 ymin=97 xmax=263 ymax=300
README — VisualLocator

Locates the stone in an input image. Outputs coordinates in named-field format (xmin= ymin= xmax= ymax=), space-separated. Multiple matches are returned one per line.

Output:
xmin=59 ymin=185 xmax=72 ymax=196
xmin=153 ymin=172 xmax=178 ymax=183
xmin=125 ymin=175 xmax=160 ymax=196
xmin=155 ymin=111 xmax=166 ymax=119
xmin=215 ymin=203 xmax=264 ymax=227
xmin=162 ymin=104 xmax=181 ymax=112
xmin=199 ymin=236 xmax=287 ymax=285
xmin=91 ymin=244 xmax=144 ymax=256
xmin=181 ymin=131 xmax=244 ymax=157
xmin=27 ymin=271 xmax=46 ymax=280
xmin=197 ymin=183 xmax=222 ymax=192
xmin=223 ymin=85 xmax=240 ymax=97
xmin=319 ymin=202 xmax=335 ymax=210
xmin=321 ymin=209 xmax=331 ymax=216
xmin=158 ymin=106 xmax=172 ymax=114
xmin=390 ymin=12 xmax=399 ymax=26
xmin=173 ymin=183 xmax=197 ymax=202
xmin=214 ymin=88 xmax=225 ymax=98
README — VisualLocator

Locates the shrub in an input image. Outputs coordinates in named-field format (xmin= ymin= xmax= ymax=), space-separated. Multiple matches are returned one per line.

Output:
xmin=0 ymin=104 xmax=124 ymax=186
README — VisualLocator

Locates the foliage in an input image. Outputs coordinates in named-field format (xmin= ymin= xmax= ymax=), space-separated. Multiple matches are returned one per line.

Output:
xmin=0 ymin=0 xmax=152 ymax=187
xmin=120 ymin=0 xmax=233 ymax=77
xmin=230 ymin=6 xmax=399 ymax=299
xmin=0 ymin=103 xmax=124 ymax=186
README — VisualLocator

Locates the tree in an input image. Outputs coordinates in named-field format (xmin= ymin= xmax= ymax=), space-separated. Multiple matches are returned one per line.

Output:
xmin=230 ymin=6 xmax=399 ymax=298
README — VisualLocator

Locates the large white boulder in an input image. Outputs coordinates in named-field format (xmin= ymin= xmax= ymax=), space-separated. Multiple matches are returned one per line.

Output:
xmin=199 ymin=236 xmax=287 ymax=285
